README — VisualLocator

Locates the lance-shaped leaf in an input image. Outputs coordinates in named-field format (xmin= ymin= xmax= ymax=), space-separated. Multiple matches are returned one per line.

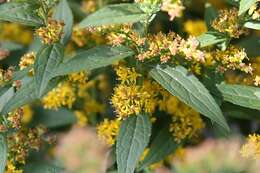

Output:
xmin=34 ymin=44 xmax=64 ymax=98
xmin=52 ymin=46 xmax=134 ymax=77
xmin=204 ymin=3 xmax=218 ymax=30
xmin=0 ymin=87 xmax=14 ymax=113
xmin=1 ymin=79 xmax=37 ymax=115
xmin=0 ymin=134 xmax=7 ymax=173
xmin=54 ymin=0 xmax=74 ymax=45
xmin=79 ymin=3 xmax=147 ymax=28
xmin=244 ymin=21 xmax=260 ymax=30
xmin=0 ymin=1 xmax=43 ymax=26
xmin=31 ymin=108 xmax=77 ymax=128
xmin=217 ymin=83 xmax=260 ymax=111
xmin=197 ymin=31 xmax=227 ymax=48
xmin=239 ymin=0 xmax=257 ymax=15
xmin=1 ymin=77 xmax=61 ymax=115
xmin=150 ymin=65 xmax=229 ymax=132
xmin=116 ymin=114 xmax=151 ymax=173
xmin=138 ymin=127 xmax=179 ymax=170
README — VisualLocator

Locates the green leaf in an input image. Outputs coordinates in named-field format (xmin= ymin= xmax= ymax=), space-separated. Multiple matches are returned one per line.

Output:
xmin=237 ymin=36 xmax=260 ymax=57
xmin=239 ymin=0 xmax=257 ymax=15
xmin=0 ymin=134 xmax=7 ymax=173
xmin=197 ymin=31 xmax=227 ymax=48
xmin=34 ymin=44 xmax=64 ymax=98
xmin=204 ymin=3 xmax=218 ymax=30
xmin=116 ymin=114 xmax=152 ymax=173
xmin=217 ymin=83 xmax=260 ymax=111
xmin=222 ymin=103 xmax=260 ymax=121
xmin=1 ymin=79 xmax=37 ymax=115
xmin=52 ymin=46 xmax=134 ymax=77
xmin=244 ymin=21 xmax=260 ymax=30
xmin=79 ymin=3 xmax=147 ymax=28
xmin=24 ymin=162 xmax=63 ymax=173
xmin=0 ymin=1 xmax=43 ymax=26
xmin=31 ymin=108 xmax=77 ymax=128
xmin=150 ymin=65 xmax=229 ymax=132
xmin=139 ymin=127 xmax=179 ymax=170
xmin=54 ymin=0 xmax=73 ymax=45
xmin=0 ymin=87 xmax=14 ymax=113
xmin=1 ymin=77 xmax=61 ymax=115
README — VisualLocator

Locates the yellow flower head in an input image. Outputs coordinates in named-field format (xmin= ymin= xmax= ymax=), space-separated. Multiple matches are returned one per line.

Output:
xmin=97 ymin=119 xmax=121 ymax=146
xmin=0 ymin=23 xmax=33 ymax=45
xmin=42 ymin=82 xmax=76 ymax=110
xmin=115 ymin=66 xmax=141 ymax=85
xmin=6 ymin=160 xmax=23 ymax=173
xmin=19 ymin=52 xmax=36 ymax=70
xmin=215 ymin=46 xmax=252 ymax=73
xmin=75 ymin=111 xmax=88 ymax=127
xmin=169 ymin=104 xmax=205 ymax=143
xmin=36 ymin=19 xmax=64 ymax=44
xmin=68 ymin=72 xmax=88 ymax=84
xmin=184 ymin=20 xmax=207 ymax=36
xmin=21 ymin=105 xmax=33 ymax=125
xmin=240 ymin=134 xmax=260 ymax=159
xmin=212 ymin=8 xmax=248 ymax=38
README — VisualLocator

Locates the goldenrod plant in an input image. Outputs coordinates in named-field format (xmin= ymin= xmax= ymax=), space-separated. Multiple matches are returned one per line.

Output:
xmin=0 ymin=0 xmax=259 ymax=173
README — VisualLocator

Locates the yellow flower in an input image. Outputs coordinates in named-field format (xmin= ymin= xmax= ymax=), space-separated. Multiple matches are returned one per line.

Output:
xmin=111 ymin=83 xmax=157 ymax=119
xmin=36 ymin=20 xmax=64 ymax=44
xmin=68 ymin=72 xmax=88 ymax=84
xmin=115 ymin=66 xmax=141 ymax=85
xmin=21 ymin=105 xmax=33 ymax=124
xmin=254 ymin=75 xmax=260 ymax=86
xmin=6 ymin=161 xmax=23 ymax=173
xmin=0 ymin=23 xmax=33 ymax=45
xmin=19 ymin=52 xmax=36 ymax=71
xmin=240 ymin=134 xmax=260 ymax=159
xmin=169 ymin=104 xmax=205 ymax=143
xmin=212 ymin=8 xmax=248 ymax=38
xmin=84 ymin=99 xmax=105 ymax=114
xmin=97 ymin=119 xmax=121 ymax=146
xmin=42 ymin=82 xmax=76 ymax=110
xmin=184 ymin=20 xmax=207 ymax=36
xmin=74 ymin=111 xmax=88 ymax=127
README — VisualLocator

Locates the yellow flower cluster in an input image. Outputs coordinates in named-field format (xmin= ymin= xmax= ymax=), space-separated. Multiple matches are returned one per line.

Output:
xmin=214 ymin=46 xmax=252 ymax=74
xmin=21 ymin=105 xmax=33 ymax=124
xmin=0 ymin=23 xmax=33 ymax=45
xmin=184 ymin=20 xmax=207 ymax=36
xmin=7 ymin=109 xmax=23 ymax=129
xmin=111 ymin=66 xmax=157 ymax=119
xmin=74 ymin=111 xmax=88 ymax=127
xmin=5 ymin=161 xmax=23 ymax=173
xmin=42 ymin=82 xmax=76 ymax=110
xmin=68 ymin=72 xmax=88 ymax=84
xmin=240 ymin=134 xmax=260 ymax=159
xmin=19 ymin=52 xmax=36 ymax=73
xmin=71 ymin=26 xmax=106 ymax=47
xmin=115 ymin=66 xmax=141 ymax=84
xmin=36 ymin=20 xmax=64 ymax=44
xmin=7 ymin=126 xmax=46 ymax=165
xmin=212 ymin=8 xmax=248 ymax=38
xmin=248 ymin=1 xmax=260 ymax=20
xmin=97 ymin=119 xmax=121 ymax=146
xmin=225 ymin=57 xmax=260 ymax=86
xmin=159 ymin=92 xmax=205 ymax=143
xmin=0 ymin=67 xmax=14 ymax=86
